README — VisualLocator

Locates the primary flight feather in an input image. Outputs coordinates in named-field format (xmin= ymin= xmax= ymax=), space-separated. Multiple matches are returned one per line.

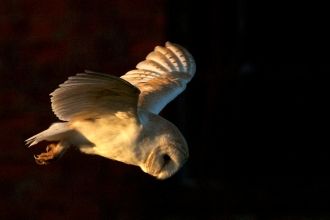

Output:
xmin=26 ymin=42 xmax=196 ymax=179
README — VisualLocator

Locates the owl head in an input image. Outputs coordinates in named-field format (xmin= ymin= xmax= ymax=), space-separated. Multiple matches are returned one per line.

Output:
xmin=142 ymin=142 xmax=188 ymax=179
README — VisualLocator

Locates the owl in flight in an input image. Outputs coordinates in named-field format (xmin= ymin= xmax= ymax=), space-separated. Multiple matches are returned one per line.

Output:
xmin=26 ymin=42 xmax=196 ymax=180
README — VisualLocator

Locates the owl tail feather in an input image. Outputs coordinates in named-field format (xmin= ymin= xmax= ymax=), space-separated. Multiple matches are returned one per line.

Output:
xmin=26 ymin=122 xmax=73 ymax=147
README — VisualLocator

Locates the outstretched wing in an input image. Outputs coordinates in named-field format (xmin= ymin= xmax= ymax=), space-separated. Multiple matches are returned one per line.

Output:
xmin=51 ymin=72 xmax=140 ymax=122
xmin=120 ymin=41 xmax=196 ymax=114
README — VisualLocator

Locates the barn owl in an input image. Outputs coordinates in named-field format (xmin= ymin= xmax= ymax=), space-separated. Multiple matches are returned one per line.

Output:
xmin=26 ymin=42 xmax=196 ymax=180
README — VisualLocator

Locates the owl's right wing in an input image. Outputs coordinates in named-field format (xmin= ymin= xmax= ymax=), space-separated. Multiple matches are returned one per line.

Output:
xmin=120 ymin=42 xmax=196 ymax=115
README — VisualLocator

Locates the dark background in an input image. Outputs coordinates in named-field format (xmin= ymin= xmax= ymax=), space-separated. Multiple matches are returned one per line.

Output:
xmin=1 ymin=0 xmax=329 ymax=219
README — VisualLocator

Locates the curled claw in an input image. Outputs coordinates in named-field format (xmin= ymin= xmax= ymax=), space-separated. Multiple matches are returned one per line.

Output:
xmin=34 ymin=154 xmax=50 ymax=165
xmin=34 ymin=144 xmax=57 ymax=165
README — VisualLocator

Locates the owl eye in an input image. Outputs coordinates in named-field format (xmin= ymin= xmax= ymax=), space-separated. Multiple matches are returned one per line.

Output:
xmin=163 ymin=154 xmax=171 ymax=164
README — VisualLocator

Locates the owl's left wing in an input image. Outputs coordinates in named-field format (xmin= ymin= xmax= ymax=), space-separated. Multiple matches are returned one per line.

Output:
xmin=51 ymin=72 xmax=140 ymax=122
xmin=120 ymin=42 xmax=196 ymax=114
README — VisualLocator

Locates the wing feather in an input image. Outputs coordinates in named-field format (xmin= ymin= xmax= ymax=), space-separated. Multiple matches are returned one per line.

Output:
xmin=154 ymin=46 xmax=183 ymax=71
xmin=145 ymin=51 xmax=176 ymax=71
xmin=120 ymin=42 xmax=196 ymax=114
xmin=51 ymin=72 xmax=140 ymax=122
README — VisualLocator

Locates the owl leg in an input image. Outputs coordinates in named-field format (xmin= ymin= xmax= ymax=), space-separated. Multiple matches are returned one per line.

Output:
xmin=34 ymin=140 xmax=70 ymax=165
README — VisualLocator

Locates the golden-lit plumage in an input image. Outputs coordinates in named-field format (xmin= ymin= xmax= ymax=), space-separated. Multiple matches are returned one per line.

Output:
xmin=26 ymin=42 xmax=195 ymax=179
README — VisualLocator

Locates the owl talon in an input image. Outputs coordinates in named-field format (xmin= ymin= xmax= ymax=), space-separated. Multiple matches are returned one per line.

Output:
xmin=34 ymin=144 xmax=58 ymax=165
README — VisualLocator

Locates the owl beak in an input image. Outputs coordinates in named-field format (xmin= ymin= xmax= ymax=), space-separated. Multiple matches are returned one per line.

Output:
xmin=142 ymin=144 xmax=189 ymax=179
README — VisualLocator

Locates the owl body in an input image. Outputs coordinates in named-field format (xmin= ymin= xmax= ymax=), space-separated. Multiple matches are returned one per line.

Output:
xmin=71 ymin=116 xmax=144 ymax=165
xmin=27 ymin=42 xmax=195 ymax=179
xmin=68 ymin=109 xmax=187 ymax=179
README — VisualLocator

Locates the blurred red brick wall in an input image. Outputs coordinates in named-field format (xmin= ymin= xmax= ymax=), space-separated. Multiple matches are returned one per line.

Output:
xmin=0 ymin=0 xmax=167 ymax=219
